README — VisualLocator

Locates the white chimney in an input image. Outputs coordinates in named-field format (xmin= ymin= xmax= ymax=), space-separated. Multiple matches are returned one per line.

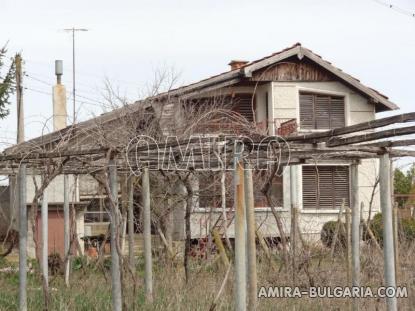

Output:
xmin=52 ymin=60 xmax=67 ymax=131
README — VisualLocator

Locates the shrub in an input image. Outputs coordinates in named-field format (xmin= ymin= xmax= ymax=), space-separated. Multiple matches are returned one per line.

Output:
xmin=48 ymin=252 xmax=63 ymax=275
xmin=321 ymin=220 xmax=346 ymax=249
xmin=368 ymin=212 xmax=415 ymax=244
xmin=72 ymin=256 xmax=88 ymax=271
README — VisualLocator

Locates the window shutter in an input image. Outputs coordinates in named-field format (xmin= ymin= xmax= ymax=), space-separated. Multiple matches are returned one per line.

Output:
xmin=333 ymin=166 xmax=350 ymax=208
xmin=299 ymin=94 xmax=314 ymax=129
xmin=315 ymin=95 xmax=330 ymax=129
xmin=299 ymin=93 xmax=345 ymax=130
xmin=318 ymin=166 xmax=335 ymax=209
xmin=302 ymin=166 xmax=349 ymax=209
xmin=302 ymin=166 xmax=317 ymax=209
xmin=330 ymin=96 xmax=345 ymax=128
xmin=233 ymin=95 xmax=254 ymax=122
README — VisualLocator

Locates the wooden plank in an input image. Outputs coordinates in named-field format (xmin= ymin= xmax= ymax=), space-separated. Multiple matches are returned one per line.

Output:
xmin=327 ymin=125 xmax=415 ymax=147
xmin=285 ymin=112 xmax=415 ymax=142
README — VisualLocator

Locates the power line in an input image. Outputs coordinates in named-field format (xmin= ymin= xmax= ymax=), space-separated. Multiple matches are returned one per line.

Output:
xmin=371 ymin=0 xmax=415 ymax=18
xmin=24 ymin=73 xmax=107 ymax=106
xmin=23 ymin=86 xmax=104 ymax=108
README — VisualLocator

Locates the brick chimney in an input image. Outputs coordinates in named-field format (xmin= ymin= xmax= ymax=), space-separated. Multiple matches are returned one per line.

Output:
xmin=228 ymin=60 xmax=249 ymax=71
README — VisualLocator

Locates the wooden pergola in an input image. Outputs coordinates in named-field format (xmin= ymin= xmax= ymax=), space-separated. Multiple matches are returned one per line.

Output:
xmin=2 ymin=112 xmax=415 ymax=311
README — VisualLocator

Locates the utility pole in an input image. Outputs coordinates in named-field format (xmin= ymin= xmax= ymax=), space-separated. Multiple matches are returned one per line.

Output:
xmin=63 ymin=27 xmax=88 ymax=124
xmin=15 ymin=54 xmax=24 ymax=144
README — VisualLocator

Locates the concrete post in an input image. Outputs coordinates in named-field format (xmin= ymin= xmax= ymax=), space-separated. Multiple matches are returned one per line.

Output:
xmin=234 ymin=148 xmax=246 ymax=311
xmin=109 ymin=159 xmax=122 ymax=311
xmin=41 ymin=188 xmax=48 ymax=289
xmin=351 ymin=163 xmax=360 ymax=310
xmin=290 ymin=165 xmax=298 ymax=285
xmin=379 ymin=153 xmax=397 ymax=311
xmin=63 ymin=175 xmax=70 ymax=286
xmin=127 ymin=176 xmax=135 ymax=270
xmin=244 ymin=166 xmax=257 ymax=311
xmin=18 ymin=164 xmax=27 ymax=311
xmin=142 ymin=167 xmax=153 ymax=302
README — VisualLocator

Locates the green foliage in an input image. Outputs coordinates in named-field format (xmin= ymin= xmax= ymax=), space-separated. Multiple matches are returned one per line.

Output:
xmin=369 ymin=213 xmax=384 ymax=243
xmin=320 ymin=220 xmax=346 ymax=249
xmin=369 ymin=212 xmax=415 ymax=244
xmin=394 ymin=168 xmax=411 ymax=194
xmin=72 ymin=256 xmax=88 ymax=271
xmin=0 ymin=45 xmax=15 ymax=119
xmin=401 ymin=218 xmax=415 ymax=241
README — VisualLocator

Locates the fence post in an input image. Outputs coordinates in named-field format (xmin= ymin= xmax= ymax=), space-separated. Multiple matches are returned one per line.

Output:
xmin=393 ymin=202 xmax=399 ymax=281
xmin=345 ymin=206 xmax=352 ymax=287
xmin=41 ymin=188 xmax=48 ymax=289
xmin=109 ymin=159 xmax=123 ymax=311
xmin=290 ymin=165 xmax=298 ymax=285
xmin=127 ymin=176 xmax=135 ymax=270
xmin=351 ymin=163 xmax=360 ymax=310
xmin=244 ymin=165 xmax=257 ymax=311
xmin=379 ymin=153 xmax=397 ymax=311
xmin=18 ymin=164 xmax=27 ymax=311
xmin=234 ymin=144 xmax=246 ymax=311
xmin=142 ymin=167 xmax=153 ymax=302
xmin=63 ymin=175 xmax=70 ymax=286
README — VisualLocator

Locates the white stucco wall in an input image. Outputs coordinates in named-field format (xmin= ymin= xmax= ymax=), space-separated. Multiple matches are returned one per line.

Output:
xmin=188 ymin=81 xmax=381 ymax=241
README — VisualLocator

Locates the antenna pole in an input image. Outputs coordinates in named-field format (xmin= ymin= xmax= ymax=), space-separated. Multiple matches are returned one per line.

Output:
xmin=63 ymin=27 xmax=88 ymax=124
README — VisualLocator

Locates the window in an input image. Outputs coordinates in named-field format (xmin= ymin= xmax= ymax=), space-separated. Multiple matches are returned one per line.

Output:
xmin=299 ymin=92 xmax=345 ymax=130
xmin=302 ymin=166 xmax=349 ymax=209
xmin=232 ymin=94 xmax=255 ymax=122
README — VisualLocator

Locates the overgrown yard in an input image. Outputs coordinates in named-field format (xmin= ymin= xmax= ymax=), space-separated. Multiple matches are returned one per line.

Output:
xmin=0 ymin=242 xmax=414 ymax=310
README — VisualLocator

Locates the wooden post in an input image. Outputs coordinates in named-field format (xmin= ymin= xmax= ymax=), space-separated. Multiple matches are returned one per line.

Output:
xmin=379 ymin=153 xmax=397 ymax=311
xmin=63 ymin=175 xmax=70 ymax=287
xmin=244 ymin=166 xmax=257 ymax=311
xmin=359 ymin=202 xmax=364 ymax=242
xmin=345 ymin=207 xmax=352 ymax=287
xmin=331 ymin=199 xmax=345 ymax=259
xmin=127 ymin=176 xmax=135 ymax=270
xmin=290 ymin=165 xmax=298 ymax=285
xmin=41 ymin=188 xmax=48 ymax=289
xmin=393 ymin=202 xmax=399 ymax=282
xmin=15 ymin=54 xmax=24 ymax=144
xmin=142 ymin=167 xmax=153 ymax=302
xmin=234 ymin=145 xmax=246 ymax=311
xmin=109 ymin=159 xmax=122 ymax=311
xmin=221 ymin=170 xmax=232 ymax=252
xmin=18 ymin=164 xmax=27 ymax=311
xmin=351 ymin=163 xmax=360 ymax=310
xmin=212 ymin=228 xmax=230 ymax=267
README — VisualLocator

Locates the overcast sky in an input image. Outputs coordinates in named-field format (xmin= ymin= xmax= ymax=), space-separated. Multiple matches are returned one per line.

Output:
xmin=0 ymin=0 xmax=414 ymax=150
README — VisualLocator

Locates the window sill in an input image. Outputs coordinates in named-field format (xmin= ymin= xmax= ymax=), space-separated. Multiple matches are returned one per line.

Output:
xmin=194 ymin=207 xmax=288 ymax=213
xmin=301 ymin=209 xmax=341 ymax=214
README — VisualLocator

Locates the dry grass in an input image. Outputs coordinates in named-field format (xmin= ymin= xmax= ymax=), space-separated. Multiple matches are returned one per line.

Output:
xmin=0 ymin=242 xmax=414 ymax=310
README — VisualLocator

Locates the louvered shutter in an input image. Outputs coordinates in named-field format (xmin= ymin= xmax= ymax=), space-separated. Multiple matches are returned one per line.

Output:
xmin=333 ymin=166 xmax=350 ymax=208
xmin=302 ymin=166 xmax=318 ymax=209
xmin=318 ymin=166 xmax=335 ymax=209
xmin=233 ymin=94 xmax=254 ymax=122
xmin=302 ymin=166 xmax=349 ymax=209
xmin=315 ymin=95 xmax=331 ymax=129
xmin=330 ymin=96 xmax=345 ymax=128
xmin=299 ymin=93 xmax=345 ymax=130
xmin=299 ymin=93 xmax=314 ymax=129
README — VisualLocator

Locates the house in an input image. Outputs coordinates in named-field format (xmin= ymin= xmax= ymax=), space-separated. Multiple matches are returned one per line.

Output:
xmin=0 ymin=43 xmax=398 ymax=257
